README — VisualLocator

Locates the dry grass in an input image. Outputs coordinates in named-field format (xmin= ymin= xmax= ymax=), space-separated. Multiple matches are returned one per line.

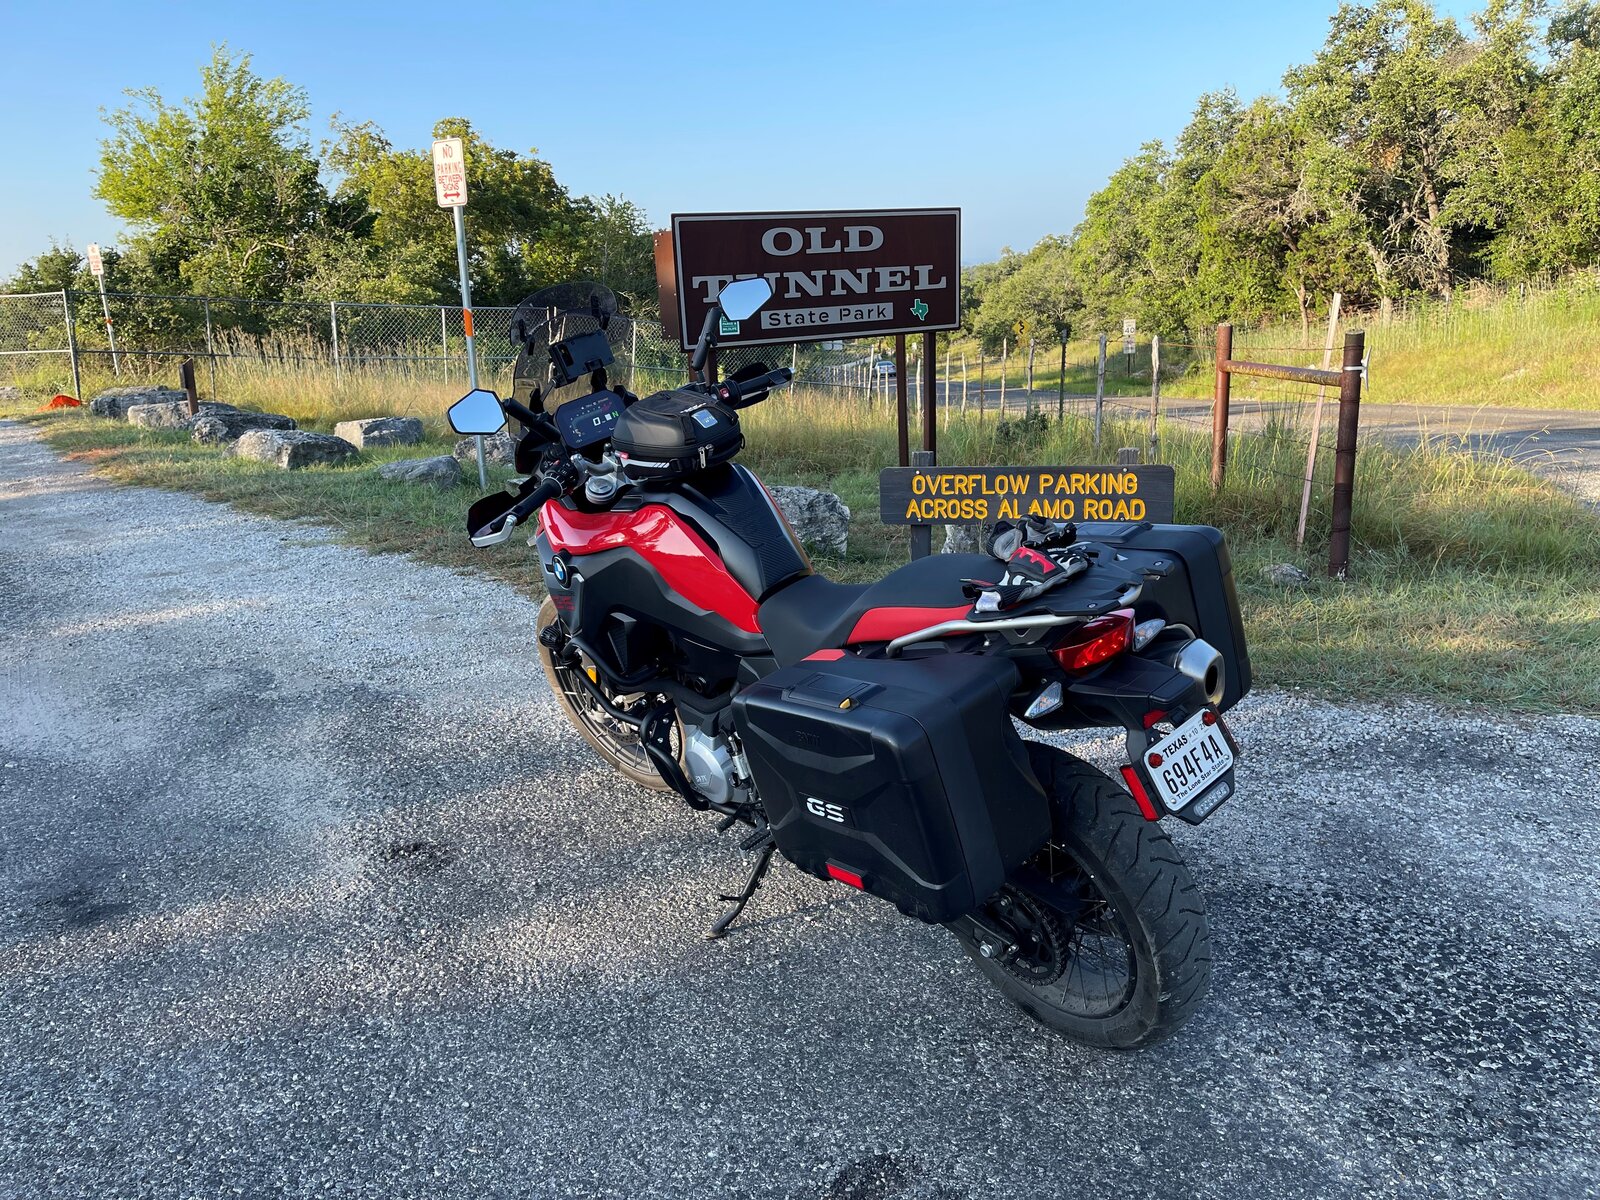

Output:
xmin=4 ymin=367 xmax=1597 ymax=713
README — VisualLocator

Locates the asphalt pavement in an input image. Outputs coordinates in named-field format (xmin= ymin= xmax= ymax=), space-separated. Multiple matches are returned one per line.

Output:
xmin=2 ymin=420 xmax=1598 ymax=1199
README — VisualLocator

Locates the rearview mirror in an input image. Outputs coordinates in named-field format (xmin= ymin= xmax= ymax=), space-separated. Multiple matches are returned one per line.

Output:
xmin=448 ymin=388 xmax=506 ymax=435
xmin=718 ymin=278 xmax=773 ymax=322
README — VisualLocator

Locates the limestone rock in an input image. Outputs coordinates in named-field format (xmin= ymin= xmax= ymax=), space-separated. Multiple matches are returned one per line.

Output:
xmin=88 ymin=385 xmax=188 ymax=420
xmin=453 ymin=433 xmax=516 ymax=466
xmin=234 ymin=429 xmax=358 ymax=470
xmin=375 ymin=455 xmax=460 ymax=489
xmin=187 ymin=409 xmax=296 ymax=444
xmin=333 ymin=416 xmax=423 ymax=450
xmin=127 ymin=400 xmax=238 ymax=430
xmin=1262 ymin=562 xmax=1312 ymax=587
xmin=941 ymin=525 xmax=979 ymax=554
xmin=767 ymin=484 xmax=850 ymax=556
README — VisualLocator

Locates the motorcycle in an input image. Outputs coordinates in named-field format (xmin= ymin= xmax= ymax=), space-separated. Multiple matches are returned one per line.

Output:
xmin=447 ymin=278 xmax=1251 ymax=1048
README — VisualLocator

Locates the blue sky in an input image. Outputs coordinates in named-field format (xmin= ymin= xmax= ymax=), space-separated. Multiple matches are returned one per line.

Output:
xmin=2 ymin=0 xmax=1482 ymax=278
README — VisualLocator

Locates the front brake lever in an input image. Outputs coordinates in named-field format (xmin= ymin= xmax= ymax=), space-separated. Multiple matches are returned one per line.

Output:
xmin=470 ymin=513 xmax=519 ymax=548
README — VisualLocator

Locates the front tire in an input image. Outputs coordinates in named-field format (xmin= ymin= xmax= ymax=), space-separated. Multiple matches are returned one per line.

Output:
xmin=536 ymin=598 xmax=681 ymax=793
xmin=952 ymin=743 xmax=1212 ymax=1049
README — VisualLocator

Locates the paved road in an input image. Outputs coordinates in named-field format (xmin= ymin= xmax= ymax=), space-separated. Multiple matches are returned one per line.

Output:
xmin=3 ymin=421 xmax=1599 ymax=1199
xmin=907 ymin=382 xmax=1600 ymax=506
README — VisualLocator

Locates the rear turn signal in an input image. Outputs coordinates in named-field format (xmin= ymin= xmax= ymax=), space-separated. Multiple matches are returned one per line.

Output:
xmin=1052 ymin=609 xmax=1135 ymax=673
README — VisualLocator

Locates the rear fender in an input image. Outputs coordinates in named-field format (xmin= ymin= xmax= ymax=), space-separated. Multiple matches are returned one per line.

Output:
xmin=1046 ymin=654 xmax=1208 ymax=731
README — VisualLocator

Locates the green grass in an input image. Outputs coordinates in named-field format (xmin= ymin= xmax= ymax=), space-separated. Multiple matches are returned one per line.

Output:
xmin=938 ymin=274 xmax=1600 ymax=411
xmin=4 ymin=375 xmax=1597 ymax=714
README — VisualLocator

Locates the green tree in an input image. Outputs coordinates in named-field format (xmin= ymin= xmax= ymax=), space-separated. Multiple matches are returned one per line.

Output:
xmin=5 ymin=243 xmax=94 ymax=292
xmin=1067 ymin=143 xmax=1169 ymax=333
xmin=972 ymin=237 xmax=1077 ymax=348
xmin=1480 ymin=2 xmax=1600 ymax=276
xmin=96 ymin=46 xmax=358 ymax=299
xmin=324 ymin=117 xmax=617 ymax=307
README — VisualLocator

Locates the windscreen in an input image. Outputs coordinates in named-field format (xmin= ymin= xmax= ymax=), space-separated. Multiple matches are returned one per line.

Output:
xmin=508 ymin=282 xmax=624 ymax=411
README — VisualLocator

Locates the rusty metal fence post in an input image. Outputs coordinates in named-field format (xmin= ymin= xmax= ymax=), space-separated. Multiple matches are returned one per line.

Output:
xmin=1327 ymin=330 xmax=1366 ymax=580
xmin=1211 ymin=323 xmax=1233 ymax=490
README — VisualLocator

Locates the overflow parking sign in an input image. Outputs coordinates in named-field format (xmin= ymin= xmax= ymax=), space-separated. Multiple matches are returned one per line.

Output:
xmin=879 ymin=465 xmax=1176 ymax=526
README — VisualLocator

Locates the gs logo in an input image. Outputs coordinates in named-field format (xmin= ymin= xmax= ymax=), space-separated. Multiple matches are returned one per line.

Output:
xmin=804 ymin=797 xmax=846 ymax=824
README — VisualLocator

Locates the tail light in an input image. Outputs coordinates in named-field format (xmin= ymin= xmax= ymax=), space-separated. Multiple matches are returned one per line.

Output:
xmin=1052 ymin=608 xmax=1135 ymax=673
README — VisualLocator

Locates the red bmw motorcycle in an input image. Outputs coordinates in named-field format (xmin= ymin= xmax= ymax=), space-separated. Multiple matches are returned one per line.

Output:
xmin=449 ymin=280 xmax=1249 ymax=1048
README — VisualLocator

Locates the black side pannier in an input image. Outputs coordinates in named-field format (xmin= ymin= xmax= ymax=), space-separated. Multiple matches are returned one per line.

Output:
xmin=1074 ymin=521 xmax=1251 ymax=710
xmin=732 ymin=653 xmax=1050 ymax=923
xmin=612 ymin=389 xmax=744 ymax=482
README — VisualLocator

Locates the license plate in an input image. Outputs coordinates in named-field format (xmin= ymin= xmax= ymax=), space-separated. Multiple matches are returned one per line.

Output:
xmin=1143 ymin=711 xmax=1234 ymax=814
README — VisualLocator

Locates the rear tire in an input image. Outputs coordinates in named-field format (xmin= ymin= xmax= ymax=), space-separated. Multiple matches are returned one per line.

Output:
xmin=952 ymin=743 xmax=1212 ymax=1049
xmin=536 ymin=598 xmax=680 ymax=793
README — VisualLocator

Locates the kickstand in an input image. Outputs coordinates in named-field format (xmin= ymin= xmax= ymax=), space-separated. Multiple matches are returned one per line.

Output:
xmin=707 ymin=830 xmax=777 ymax=940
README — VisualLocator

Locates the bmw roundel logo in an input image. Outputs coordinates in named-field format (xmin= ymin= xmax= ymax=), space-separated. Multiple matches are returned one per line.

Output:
xmin=551 ymin=555 xmax=569 ymax=586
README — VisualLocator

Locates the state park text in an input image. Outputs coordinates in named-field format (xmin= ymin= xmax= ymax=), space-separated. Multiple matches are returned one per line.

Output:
xmin=878 ymin=466 xmax=1177 ymax=526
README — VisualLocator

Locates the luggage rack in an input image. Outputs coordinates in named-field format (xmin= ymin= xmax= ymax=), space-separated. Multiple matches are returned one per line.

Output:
xmin=885 ymin=584 xmax=1143 ymax=657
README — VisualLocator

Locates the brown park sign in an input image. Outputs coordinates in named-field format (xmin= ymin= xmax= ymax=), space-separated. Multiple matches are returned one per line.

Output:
xmin=879 ymin=465 xmax=1176 ymax=526
xmin=659 ymin=208 xmax=961 ymax=350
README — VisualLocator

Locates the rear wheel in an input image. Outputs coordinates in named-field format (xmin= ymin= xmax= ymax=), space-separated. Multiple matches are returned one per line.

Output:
xmin=536 ymin=598 xmax=681 ymax=792
xmin=951 ymin=743 xmax=1212 ymax=1049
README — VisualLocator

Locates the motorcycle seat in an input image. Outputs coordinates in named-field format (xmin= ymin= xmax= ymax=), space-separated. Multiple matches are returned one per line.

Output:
xmin=757 ymin=553 xmax=997 ymax=665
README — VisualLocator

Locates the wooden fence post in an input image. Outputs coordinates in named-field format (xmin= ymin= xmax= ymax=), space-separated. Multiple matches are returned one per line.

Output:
xmin=179 ymin=357 xmax=199 ymax=417
xmin=1093 ymin=334 xmax=1107 ymax=448
xmin=1296 ymin=291 xmax=1344 ymax=548
xmin=1026 ymin=337 xmax=1036 ymax=414
xmin=1149 ymin=333 xmax=1162 ymax=462
xmin=978 ymin=350 xmax=987 ymax=421
xmin=1328 ymin=330 xmax=1365 ymax=579
xmin=894 ymin=334 xmax=909 ymax=467
xmin=1211 ymin=322 xmax=1233 ymax=490
xmin=1000 ymin=337 xmax=1008 ymax=412
xmin=1057 ymin=337 xmax=1067 ymax=420
xmin=909 ymin=448 xmax=936 ymax=561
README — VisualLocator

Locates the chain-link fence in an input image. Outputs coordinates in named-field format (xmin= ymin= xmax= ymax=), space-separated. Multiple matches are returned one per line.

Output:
xmin=0 ymin=288 xmax=917 ymax=407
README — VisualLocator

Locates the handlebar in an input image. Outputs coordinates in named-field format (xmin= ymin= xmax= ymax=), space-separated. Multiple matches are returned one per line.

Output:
xmin=509 ymin=474 xmax=565 ymax=523
xmin=468 ymin=473 xmax=568 ymax=547
xmin=715 ymin=367 xmax=793 ymax=409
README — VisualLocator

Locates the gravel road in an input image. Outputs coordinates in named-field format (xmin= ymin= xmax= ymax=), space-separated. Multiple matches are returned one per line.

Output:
xmin=2 ymin=419 xmax=1598 ymax=1199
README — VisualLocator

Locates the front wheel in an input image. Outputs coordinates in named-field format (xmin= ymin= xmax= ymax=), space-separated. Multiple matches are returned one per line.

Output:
xmin=536 ymin=598 xmax=681 ymax=793
xmin=950 ymin=743 xmax=1212 ymax=1049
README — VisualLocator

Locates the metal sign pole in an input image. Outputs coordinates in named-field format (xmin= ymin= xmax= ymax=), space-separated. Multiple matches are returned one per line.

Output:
xmin=95 ymin=275 xmax=119 ymax=377
xmin=86 ymin=243 xmax=119 ymax=378
xmin=453 ymin=204 xmax=487 ymax=490
xmin=434 ymin=135 xmax=487 ymax=490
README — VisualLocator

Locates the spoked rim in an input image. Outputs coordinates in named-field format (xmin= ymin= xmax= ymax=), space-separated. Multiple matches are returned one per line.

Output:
xmin=548 ymin=657 xmax=672 ymax=776
xmin=976 ymin=845 xmax=1138 ymax=1020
